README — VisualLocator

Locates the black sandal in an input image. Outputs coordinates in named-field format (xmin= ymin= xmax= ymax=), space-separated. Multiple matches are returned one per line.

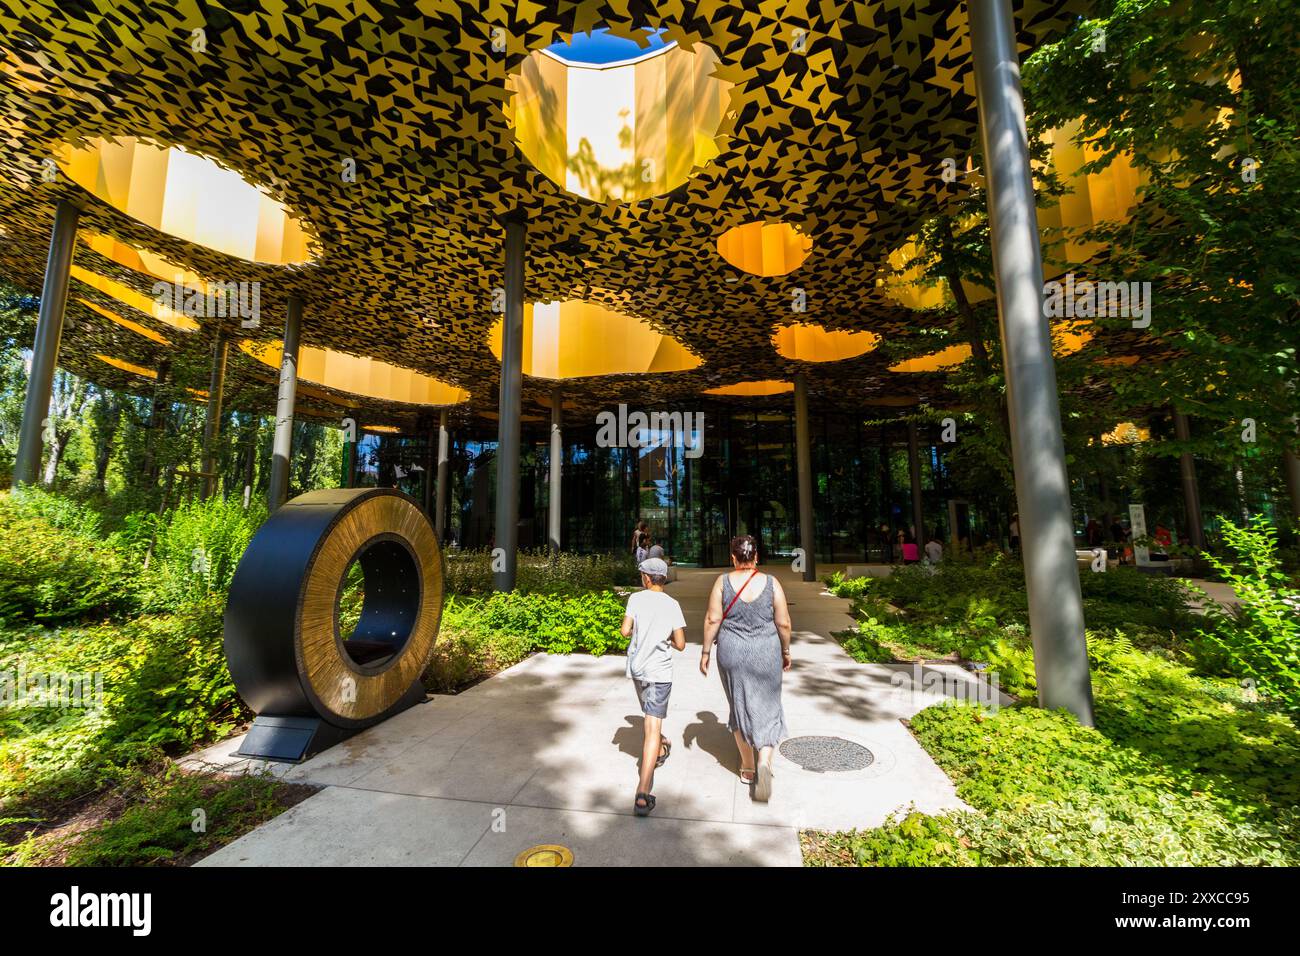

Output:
xmin=655 ymin=740 xmax=672 ymax=768
xmin=634 ymin=792 xmax=656 ymax=816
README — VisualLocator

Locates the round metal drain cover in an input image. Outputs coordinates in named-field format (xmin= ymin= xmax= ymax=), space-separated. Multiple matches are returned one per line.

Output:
xmin=514 ymin=844 xmax=574 ymax=867
xmin=779 ymin=735 xmax=874 ymax=773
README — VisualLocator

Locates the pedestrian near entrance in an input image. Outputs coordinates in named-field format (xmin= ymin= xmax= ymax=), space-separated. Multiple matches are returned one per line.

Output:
xmin=1009 ymin=513 xmax=1020 ymax=552
xmin=701 ymin=535 xmax=791 ymax=802
xmin=620 ymin=557 xmax=686 ymax=817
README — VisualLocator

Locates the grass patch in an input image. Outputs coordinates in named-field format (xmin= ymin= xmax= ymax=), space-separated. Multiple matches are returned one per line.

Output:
xmin=2 ymin=759 xmax=316 ymax=866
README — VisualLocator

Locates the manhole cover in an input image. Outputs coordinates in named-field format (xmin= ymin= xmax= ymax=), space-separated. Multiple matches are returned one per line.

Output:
xmin=514 ymin=844 xmax=574 ymax=867
xmin=779 ymin=735 xmax=874 ymax=773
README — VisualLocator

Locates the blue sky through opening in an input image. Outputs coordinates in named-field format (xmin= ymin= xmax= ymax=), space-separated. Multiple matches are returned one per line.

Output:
xmin=546 ymin=28 xmax=671 ymax=64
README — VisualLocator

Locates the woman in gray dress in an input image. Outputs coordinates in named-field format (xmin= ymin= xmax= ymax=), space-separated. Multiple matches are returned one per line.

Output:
xmin=700 ymin=535 xmax=792 ymax=802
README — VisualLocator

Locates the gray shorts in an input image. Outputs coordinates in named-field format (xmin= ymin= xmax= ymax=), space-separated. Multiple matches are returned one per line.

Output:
xmin=632 ymin=679 xmax=672 ymax=719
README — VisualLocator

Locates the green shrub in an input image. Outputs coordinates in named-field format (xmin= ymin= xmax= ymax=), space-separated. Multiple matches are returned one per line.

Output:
xmin=812 ymin=623 xmax=1300 ymax=867
xmin=0 ymin=489 xmax=136 ymax=624
xmin=823 ymin=571 xmax=872 ymax=599
xmin=423 ymin=623 xmax=532 ymax=694
xmin=98 ymin=597 xmax=244 ymax=752
xmin=1195 ymin=518 xmax=1300 ymax=716
xmin=442 ymin=589 xmax=628 ymax=656
xmin=134 ymin=497 xmax=267 ymax=612
xmin=444 ymin=548 xmax=637 ymax=596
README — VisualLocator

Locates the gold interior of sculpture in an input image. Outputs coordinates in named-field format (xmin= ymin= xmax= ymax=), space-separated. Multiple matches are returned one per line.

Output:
xmin=773 ymin=323 xmax=879 ymax=362
xmin=488 ymin=300 xmax=702 ymax=379
xmin=506 ymin=36 xmax=730 ymax=203
xmin=59 ymin=138 xmax=314 ymax=264
xmin=717 ymin=222 xmax=812 ymax=277
xmin=239 ymin=341 xmax=469 ymax=406
xmin=70 ymin=265 xmax=199 ymax=331
xmin=704 ymin=380 xmax=793 ymax=396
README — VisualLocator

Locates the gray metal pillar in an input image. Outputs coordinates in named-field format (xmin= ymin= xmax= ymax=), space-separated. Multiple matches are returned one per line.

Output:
xmin=435 ymin=409 xmax=451 ymax=541
xmin=1172 ymin=409 xmax=1205 ymax=550
xmin=970 ymin=0 xmax=1093 ymax=724
xmin=15 ymin=200 xmax=81 ymax=486
xmin=548 ymin=388 xmax=563 ymax=554
xmin=494 ymin=215 xmax=526 ymax=591
xmin=199 ymin=332 xmax=229 ymax=498
xmin=907 ymin=420 xmax=926 ymax=544
xmin=793 ymin=372 xmax=816 ymax=582
xmin=267 ymin=295 xmax=302 ymax=511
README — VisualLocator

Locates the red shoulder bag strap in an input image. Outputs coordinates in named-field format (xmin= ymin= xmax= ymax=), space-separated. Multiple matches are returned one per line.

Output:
xmin=722 ymin=569 xmax=761 ymax=620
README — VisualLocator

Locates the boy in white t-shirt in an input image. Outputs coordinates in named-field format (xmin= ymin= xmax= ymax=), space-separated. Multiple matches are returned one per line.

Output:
xmin=619 ymin=557 xmax=686 ymax=816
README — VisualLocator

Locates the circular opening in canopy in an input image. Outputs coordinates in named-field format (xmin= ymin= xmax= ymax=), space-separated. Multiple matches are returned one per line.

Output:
xmin=718 ymin=222 xmax=812 ymax=277
xmin=239 ymin=341 xmax=468 ymax=406
xmin=507 ymin=30 xmax=730 ymax=203
xmin=773 ymin=323 xmax=878 ymax=362
xmin=488 ymin=300 xmax=701 ymax=379
xmin=59 ymin=137 xmax=315 ymax=265
xmin=704 ymin=380 xmax=793 ymax=397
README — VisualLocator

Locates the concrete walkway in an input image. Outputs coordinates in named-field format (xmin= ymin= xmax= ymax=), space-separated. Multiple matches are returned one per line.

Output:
xmin=190 ymin=568 xmax=1001 ymax=867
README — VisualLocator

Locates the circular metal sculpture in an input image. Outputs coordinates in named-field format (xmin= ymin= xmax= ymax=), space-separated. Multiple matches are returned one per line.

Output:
xmin=778 ymin=736 xmax=875 ymax=773
xmin=224 ymin=488 xmax=443 ymax=759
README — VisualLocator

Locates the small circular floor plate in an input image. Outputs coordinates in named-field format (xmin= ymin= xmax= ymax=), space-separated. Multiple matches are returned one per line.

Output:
xmin=779 ymin=735 xmax=875 ymax=773
xmin=514 ymin=844 xmax=574 ymax=867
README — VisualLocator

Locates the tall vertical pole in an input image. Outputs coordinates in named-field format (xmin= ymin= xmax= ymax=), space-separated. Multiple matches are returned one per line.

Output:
xmin=548 ymin=387 xmax=563 ymax=554
xmin=341 ymin=410 xmax=356 ymax=488
xmin=1172 ymin=409 xmax=1205 ymax=550
xmin=268 ymin=295 xmax=302 ymax=511
xmin=435 ymin=408 xmax=451 ymax=541
xmin=199 ymin=332 xmax=229 ymax=498
xmin=1286 ymin=445 xmax=1300 ymax=524
xmin=1283 ymin=407 xmax=1300 ymax=525
xmin=907 ymin=419 xmax=926 ymax=544
xmin=969 ymin=0 xmax=1093 ymax=724
xmin=793 ymin=373 xmax=816 ymax=582
xmin=15 ymin=200 xmax=81 ymax=486
xmin=494 ymin=215 xmax=526 ymax=591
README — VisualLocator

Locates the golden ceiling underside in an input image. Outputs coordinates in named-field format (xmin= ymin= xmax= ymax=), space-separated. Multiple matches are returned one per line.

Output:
xmin=0 ymin=0 xmax=1104 ymax=425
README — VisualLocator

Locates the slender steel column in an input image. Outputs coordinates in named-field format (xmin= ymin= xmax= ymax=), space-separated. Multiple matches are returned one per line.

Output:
xmin=1171 ymin=409 xmax=1205 ymax=550
xmin=199 ymin=332 xmax=229 ymax=498
xmin=267 ymin=295 xmax=302 ymax=511
xmin=435 ymin=409 xmax=451 ymax=541
xmin=1286 ymin=443 xmax=1300 ymax=525
xmin=494 ymin=215 xmax=526 ymax=590
xmin=970 ymin=0 xmax=1093 ymax=724
xmin=548 ymin=388 xmax=563 ymax=554
xmin=15 ymin=200 xmax=81 ymax=486
xmin=793 ymin=372 xmax=816 ymax=582
xmin=907 ymin=420 xmax=926 ymax=544
xmin=341 ymin=412 xmax=356 ymax=489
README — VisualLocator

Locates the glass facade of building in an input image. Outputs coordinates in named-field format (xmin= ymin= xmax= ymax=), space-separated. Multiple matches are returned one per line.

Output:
xmin=353 ymin=404 xmax=1011 ymax=566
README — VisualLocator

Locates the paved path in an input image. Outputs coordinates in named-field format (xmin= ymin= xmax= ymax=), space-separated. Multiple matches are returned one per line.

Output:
xmin=190 ymin=568 xmax=1000 ymax=867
